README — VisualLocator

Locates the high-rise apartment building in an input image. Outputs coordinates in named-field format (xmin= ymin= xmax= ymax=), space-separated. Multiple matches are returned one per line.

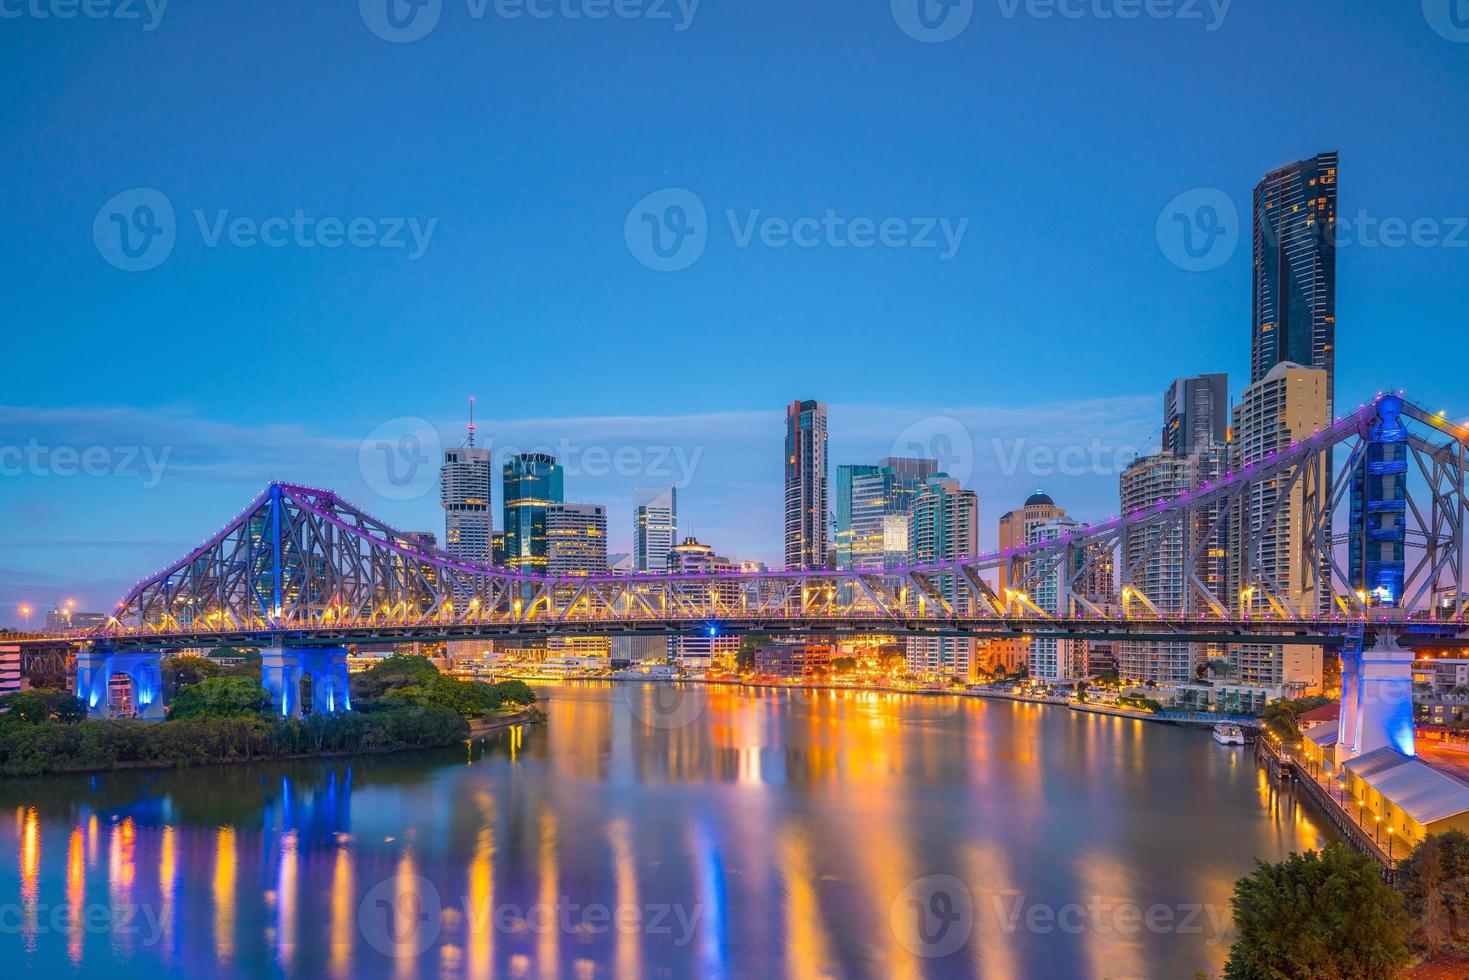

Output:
xmin=1229 ymin=362 xmax=1329 ymax=694
xmin=1164 ymin=373 xmax=1229 ymax=456
xmin=785 ymin=400 xmax=829 ymax=570
xmin=997 ymin=492 xmax=1064 ymax=596
xmin=1252 ymin=152 xmax=1338 ymax=410
xmin=904 ymin=474 xmax=979 ymax=678
xmin=441 ymin=415 xmax=493 ymax=565
xmin=1029 ymin=515 xmax=1087 ymax=682
xmin=632 ymin=487 xmax=678 ymax=573
xmin=502 ymin=453 xmax=564 ymax=573
xmin=1118 ymin=453 xmax=1194 ymax=683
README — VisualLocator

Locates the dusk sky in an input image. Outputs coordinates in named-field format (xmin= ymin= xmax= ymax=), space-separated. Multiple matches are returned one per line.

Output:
xmin=2 ymin=0 xmax=1466 ymax=619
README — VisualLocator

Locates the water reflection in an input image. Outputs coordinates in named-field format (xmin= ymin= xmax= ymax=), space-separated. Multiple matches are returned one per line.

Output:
xmin=0 ymin=686 xmax=1330 ymax=978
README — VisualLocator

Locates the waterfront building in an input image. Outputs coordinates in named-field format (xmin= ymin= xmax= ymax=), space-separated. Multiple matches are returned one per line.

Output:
xmin=989 ymin=491 xmax=1064 ymax=674
xmin=1118 ymin=453 xmax=1194 ymax=683
xmin=1252 ymin=151 xmax=1339 ymax=411
xmin=610 ymin=634 xmax=668 ymax=668
xmin=904 ymin=474 xmax=979 ymax=678
xmin=667 ymin=537 xmax=740 ymax=667
xmin=0 ymin=645 xmax=20 ymax=695
xmin=755 ymin=642 xmax=833 ymax=678
xmin=502 ymin=453 xmax=564 ymax=572
xmin=441 ymin=418 xmax=493 ymax=565
xmin=1028 ymin=515 xmax=1086 ymax=682
xmin=1228 ymin=362 xmax=1330 ymax=694
xmin=1163 ymin=373 xmax=1229 ymax=456
xmin=785 ymin=399 xmax=829 ymax=570
xmin=633 ymin=487 xmax=678 ymax=572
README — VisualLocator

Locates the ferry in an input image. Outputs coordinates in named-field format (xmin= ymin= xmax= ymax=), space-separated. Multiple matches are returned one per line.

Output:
xmin=1212 ymin=723 xmax=1247 ymax=746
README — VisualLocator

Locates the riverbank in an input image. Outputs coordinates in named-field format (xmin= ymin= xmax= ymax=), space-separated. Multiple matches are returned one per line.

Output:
xmin=0 ymin=704 xmax=543 ymax=777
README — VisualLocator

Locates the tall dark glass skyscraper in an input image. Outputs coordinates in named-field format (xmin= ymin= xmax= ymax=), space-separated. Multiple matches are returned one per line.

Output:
xmin=1251 ymin=151 xmax=1338 ymax=411
xmin=784 ymin=400 xmax=828 ymax=570
xmin=502 ymin=453 xmax=564 ymax=573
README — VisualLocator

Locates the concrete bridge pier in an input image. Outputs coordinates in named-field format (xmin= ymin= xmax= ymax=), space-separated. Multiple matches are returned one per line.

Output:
xmin=262 ymin=646 xmax=351 ymax=718
xmin=1335 ymin=631 xmax=1415 ymax=764
xmin=75 ymin=646 xmax=165 ymax=720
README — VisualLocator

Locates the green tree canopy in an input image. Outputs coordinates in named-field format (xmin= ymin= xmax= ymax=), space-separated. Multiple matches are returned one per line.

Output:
xmin=1225 ymin=844 xmax=1410 ymax=980
xmin=381 ymin=676 xmax=537 ymax=719
xmin=168 ymin=676 xmax=269 ymax=721
xmin=0 ymin=689 xmax=87 ymax=725
xmin=349 ymin=654 xmax=441 ymax=702
xmin=1396 ymin=830 xmax=1469 ymax=953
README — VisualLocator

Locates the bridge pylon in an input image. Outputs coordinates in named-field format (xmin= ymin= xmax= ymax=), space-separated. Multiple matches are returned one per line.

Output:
xmin=75 ymin=645 xmax=164 ymax=720
xmin=1335 ymin=629 xmax=1416 ymax=763
xmin=262 ymin=646 xmax=351 ymax=718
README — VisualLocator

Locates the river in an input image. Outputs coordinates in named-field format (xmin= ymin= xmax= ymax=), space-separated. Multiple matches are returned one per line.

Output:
xmin=0 ymin=683 xmax=1331 ymax=978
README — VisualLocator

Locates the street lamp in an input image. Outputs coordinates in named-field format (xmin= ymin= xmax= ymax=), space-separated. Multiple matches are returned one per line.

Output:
xmin=18 ymin=604 xmax=31 ymax=630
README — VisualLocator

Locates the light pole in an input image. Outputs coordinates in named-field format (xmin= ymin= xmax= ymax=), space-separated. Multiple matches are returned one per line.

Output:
xmin=18 ymin=604 xmax=31 ymax=631
xmin=1374 ymin=814 xmax=1381 ymax=844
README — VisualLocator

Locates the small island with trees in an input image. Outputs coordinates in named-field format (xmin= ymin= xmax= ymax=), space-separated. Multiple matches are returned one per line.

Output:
xmin=0 ymin=654 xmax=539 ymax=777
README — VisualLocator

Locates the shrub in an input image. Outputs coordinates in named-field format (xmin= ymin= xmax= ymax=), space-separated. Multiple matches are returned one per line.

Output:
xmin=168 ymin=677 xmax=270 ymax=720
xmin=0 ymin=689 xmax=88 ymax=724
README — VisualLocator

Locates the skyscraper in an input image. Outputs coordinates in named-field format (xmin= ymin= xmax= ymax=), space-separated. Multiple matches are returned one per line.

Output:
xmin=1163 ymin=373 xmax=1229 ymax=456
xmin=546 ymin=503 xmax=608 ymax=577
xmin=835 ymin=457 xmax=939 ymax=572
xmin=441 ymin=413 xmax=493 ymax=565
xmin=502 ymin=453 xmax=564 ymax=573
xmin=1029 ymin=515 xmax=1087 ymax=682
xmin=1118 ymin=452 xmax=1194 ymax=683
xmin=785 ymin=399 xmax=829 ymax=570
xmin=1252 ymin=152 xmax=1338 ymax=410
xmin=905 ymin=474 xmax=979 ymax=678
xmin=1229 ymin=362 xmax=1329 ymax=695
xmin=632 ymin=487 xmax=678 ymax=573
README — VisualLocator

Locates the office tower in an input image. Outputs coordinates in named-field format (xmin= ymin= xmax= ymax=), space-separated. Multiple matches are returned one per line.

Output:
xmin=1117 ymin=453 xmax=1194 ymax=683
xmin=1252 ymin=152 xmax=1338 ymax=410
xmin=836 ymin=457 xmax=940 ymax=572
xmin=632 ymin=487 xmax=678 ymax=572
xmin=491 ymin=533 xmax=506 ymax=567
xmin=666 ymin=536 xmax=741 ymax=669
xmin=785 ymin=399 xmax=829 ymax=570
xmin=1229 ymin=362 xmax=1330 ymax=694
xmin=1164 ymin=373 xmax=1229 ymax=456
xmin=1028 ymin=515 xmax=1086 ymax=682
xmin=904 ymin=474 xmax=979 ymax=678
xmin=546 ymin=504 xmax=608 ymax=577
xmin=441 ymin=410 xmax=493 ymax=565
xmin=396 ymin=531 xmax=437 ymax=552
xmin=502 ymin=453 xmax=564 ymax=572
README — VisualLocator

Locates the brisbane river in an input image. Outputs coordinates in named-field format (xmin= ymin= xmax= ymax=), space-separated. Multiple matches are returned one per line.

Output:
xmin=0 ymin=683 xmax=1331 ymax=978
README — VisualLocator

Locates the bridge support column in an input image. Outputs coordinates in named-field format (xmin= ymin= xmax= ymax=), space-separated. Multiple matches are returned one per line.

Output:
xmin=75 ymin=646 xmax=164 ymax=721
xmin=262 ymin=646 xmax=351 ymax=718
xmin=1335 ymin=632 xmax=1415 ymax=764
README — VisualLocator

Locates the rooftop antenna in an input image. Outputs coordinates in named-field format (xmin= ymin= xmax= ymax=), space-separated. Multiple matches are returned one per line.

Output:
xmin=466 ymin=396 xmax=476 ymax=447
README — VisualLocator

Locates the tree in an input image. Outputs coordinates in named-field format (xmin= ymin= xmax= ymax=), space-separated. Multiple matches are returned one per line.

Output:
xmin=349 ymin=654 xmax=441 ymax=702
xmin=832 ymin=656 xmax=857 ymax=674
xmin=163 ymin=654 xmax=224 ymax=692
xmin=168 ymin=677 xmax=269 ymax=720
xmin=1097 ymin=668 xmax=1121 ymax=686
xmin=0 ymin=689 xmax=87 ymax=724
xmin=1224 ymin=845 xmax=1410 ymax=979
xmin=1396 ymin=830 xmax=1469 ymax=953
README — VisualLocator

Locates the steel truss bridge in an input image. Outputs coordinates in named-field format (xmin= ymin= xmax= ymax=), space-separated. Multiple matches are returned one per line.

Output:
xmin=26 ymin=393 xmax=1469 ymax=654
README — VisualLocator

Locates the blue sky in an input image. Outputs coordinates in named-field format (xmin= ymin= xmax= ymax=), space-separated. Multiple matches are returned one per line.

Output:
xmin=1 ymin=0 xmax=1466 ymax=619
